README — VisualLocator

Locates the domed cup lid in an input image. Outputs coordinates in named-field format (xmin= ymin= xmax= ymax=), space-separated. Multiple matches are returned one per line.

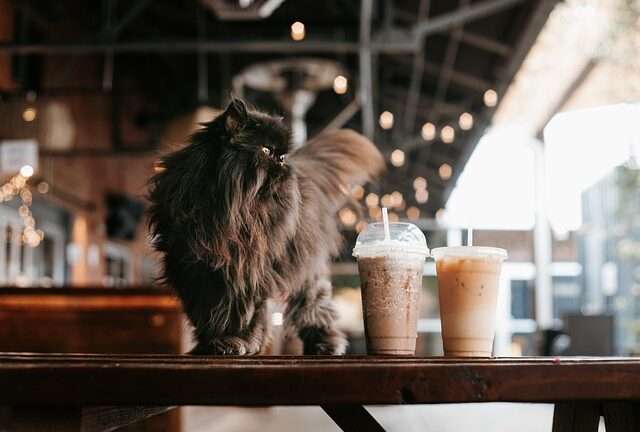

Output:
xmin=352 ymin=222 xmax=429 ymax=258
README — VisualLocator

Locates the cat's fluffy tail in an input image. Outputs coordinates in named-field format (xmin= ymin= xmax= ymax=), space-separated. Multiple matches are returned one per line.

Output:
xmin=291 ymin=129 xmax=385 ymax=208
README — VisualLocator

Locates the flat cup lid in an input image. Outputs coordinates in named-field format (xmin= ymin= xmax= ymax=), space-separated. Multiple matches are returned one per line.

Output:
xmin=431 ymin=246 xmax=508 ymax=260
xmin=352 ymin=222 xmax=429 ymax=258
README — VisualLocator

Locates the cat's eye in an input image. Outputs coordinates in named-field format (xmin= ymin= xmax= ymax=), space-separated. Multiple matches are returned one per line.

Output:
xmin=279 ymin=154 xmax=286 ymax=163
xmin=262 ymin=146 xmax=271 ymax=156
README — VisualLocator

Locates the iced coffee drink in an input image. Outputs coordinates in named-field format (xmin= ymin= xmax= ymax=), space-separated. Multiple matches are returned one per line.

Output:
xmin=353 ymin=222 xmax=429 ymax=355
xmin=432 ymin=246 xmax=507 ymax=357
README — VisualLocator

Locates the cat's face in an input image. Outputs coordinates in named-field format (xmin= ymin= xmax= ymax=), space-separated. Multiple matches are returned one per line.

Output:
xmin=214 ymin=99 xmax=293 ymax=197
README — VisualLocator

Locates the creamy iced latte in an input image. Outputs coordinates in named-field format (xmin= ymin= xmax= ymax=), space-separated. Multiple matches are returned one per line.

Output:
xmin=432 ymin=246 xmax=507 ymax=357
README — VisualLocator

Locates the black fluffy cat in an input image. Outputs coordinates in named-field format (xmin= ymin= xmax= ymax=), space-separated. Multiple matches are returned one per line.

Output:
xmin=148 ymin=98 xmax=384 ymax=355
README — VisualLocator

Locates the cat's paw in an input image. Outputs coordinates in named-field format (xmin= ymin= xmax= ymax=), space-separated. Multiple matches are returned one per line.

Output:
xmin=300 ymin=327 xmax=347 ymax=355
xmin=191 ymin=336 xmax=260 ymax=355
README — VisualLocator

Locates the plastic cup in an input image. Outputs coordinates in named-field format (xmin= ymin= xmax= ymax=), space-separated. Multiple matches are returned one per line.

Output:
xmin=431 ymin=246 xmax=508 ymax=357
xmin=353 ymin=222 xmax=429 ymax=355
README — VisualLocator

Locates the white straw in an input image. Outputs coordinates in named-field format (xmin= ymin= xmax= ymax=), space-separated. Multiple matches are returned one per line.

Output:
xmin=382 ymin=207 xmax=391 ymax=241
xmin=467 ymin=228 xmax=473 ymax=246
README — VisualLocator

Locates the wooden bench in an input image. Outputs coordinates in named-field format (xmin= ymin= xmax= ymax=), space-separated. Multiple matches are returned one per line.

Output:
xmin=1 ymin=353 xmax=639 ymax=431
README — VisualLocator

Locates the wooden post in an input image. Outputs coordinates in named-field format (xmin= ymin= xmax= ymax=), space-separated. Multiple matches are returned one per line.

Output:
xmin=602 ymin=402 xmax=640 ymax=432
xmin=322 ymin=405 xmax=386 ymax=432
xmin=552 ymin=402 xmax=600 ymax=432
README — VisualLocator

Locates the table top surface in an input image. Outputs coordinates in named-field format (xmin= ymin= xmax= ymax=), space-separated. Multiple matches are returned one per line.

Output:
xmin=2 ymin=353 xmax=640 ymax=406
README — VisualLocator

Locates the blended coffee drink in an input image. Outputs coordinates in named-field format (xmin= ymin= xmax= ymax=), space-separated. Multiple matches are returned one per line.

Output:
xmin=353 ymin=222 xmax=429 ymax=355
xmin=432 ymin=246 xmax=507 ymax=357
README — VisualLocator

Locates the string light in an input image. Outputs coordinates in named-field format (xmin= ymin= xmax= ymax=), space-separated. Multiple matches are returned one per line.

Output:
xmin=439 ymin=163 xmax=453 ymax=180
xmin=406 ymin=206 xmax=420 ymax=221
xmin=0 ymin=171 xmax=44 ymax=247
xmin=380 ymin=194 xmax=393 ymax=208
xmin=338 ymin=208 xmax=357 ymax=226
xmin=390 ymin=149 xmax=405 ymax=167
xmin=365 ymin=193 xmax=379 ymax=208
xmin=153 ymin=160 xmax=165 ymax=173
xmin=369 ymin=206 xmax=381 ymax=220
xmin=459 ymin=112 xmax=473 ymax=130
xmin=333 ymin=75 xmax=348 ymax=94
xmin=37 ymin=182 xmax=49 ymax=194
xmin=20 ymin=189 xmax=31 ymax=203
xmin=290 ymin=21 xmax=305 ymax=41
xmin=379 ymin=111 xmax=394 ymax=129
xmin=18 ymin=205 xmax=30 ymax=218
xmin=351 ymin=184 xmax=364 ymax=200
xmin=484 ymin=89 xmax=498 ymax=107
xmin=391 ymin=191 xmax=403 ymax=208
xmin=436 ymin=208 xmax=446 ymax=220
xmin=388 ymin=211 xmax=399 ymax=222
xmin=22 ymin=107 xmax=37 ymax=122
xmin=441 ymin=125 xmax=455 ymax=144
xmin=20 ymin=165 xmax=34 ymax=178
xmin=413 ymin=177 xmax=427 ymax=190
xmin=415 ymin=188 xmax=429 ymax=204
xmin=421 ymin=122 xmax=436 ymax=141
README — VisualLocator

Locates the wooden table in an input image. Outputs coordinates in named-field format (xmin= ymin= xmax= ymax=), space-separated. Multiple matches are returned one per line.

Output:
xmin=1 ymin=353 xmax=639 ymax=431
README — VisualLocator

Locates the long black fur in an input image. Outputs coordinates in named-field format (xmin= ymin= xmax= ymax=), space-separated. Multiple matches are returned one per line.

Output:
xmin=148 ymin=98 xmax=384 ymax=355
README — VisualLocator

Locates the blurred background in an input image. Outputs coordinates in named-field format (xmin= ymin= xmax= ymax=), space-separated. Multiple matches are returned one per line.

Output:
xmin=0 ymin=0 xmax=639 ymax=430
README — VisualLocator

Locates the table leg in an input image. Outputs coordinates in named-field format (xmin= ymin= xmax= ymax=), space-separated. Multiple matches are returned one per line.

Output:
xmin=81 ymin=405 xmax=176 ymax=432
xmin=602 ymin=402 xmax=640 ymax=432
xmin=321 ymin=405 xmax=385 ymax=432
xmin=552 ymin=402 xmax=601 ymax=432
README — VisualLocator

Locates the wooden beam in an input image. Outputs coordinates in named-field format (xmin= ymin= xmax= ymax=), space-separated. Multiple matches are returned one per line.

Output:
xmin=402 ymin=0 xmax=431 ymax=135
xmin=460 ymin=31 xmax=511 ymax=56
xmin=359 ymin=0 xmax=375 ymax=140
xmin=430 ymin=0 xmax=470 ymax=123
xmin=413 ymin=0 xmax=526 ymax=37
xmin=321 ymin=99 xmax=361 ymax=134
xmin=422 ymin=61 xmax=490 ymax=93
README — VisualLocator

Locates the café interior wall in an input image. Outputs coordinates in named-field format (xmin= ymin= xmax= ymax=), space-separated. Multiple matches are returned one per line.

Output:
xmin=0 ymin=74 xmax=161 ymax=286
xmin=0 ymin=0 xmax=14 ymax=91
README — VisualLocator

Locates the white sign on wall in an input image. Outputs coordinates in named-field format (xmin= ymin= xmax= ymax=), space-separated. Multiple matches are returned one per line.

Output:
xmin=0 ymin=139 xmax=39 ymax=175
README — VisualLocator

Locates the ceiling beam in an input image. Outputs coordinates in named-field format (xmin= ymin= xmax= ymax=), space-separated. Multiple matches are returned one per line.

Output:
xmin=402 ymin=0 xmax=431 ymax=136
xmin=383 ymin=89 xmax=468 ymax=118
xmin=359 ymin=0 xmax=375 ymax=140
xmin=0 ymin=39 xmax=429 ymax=55
xmin=0 ymin=0 xmax=529 ymax=56
xmin=108 ymin=0 xmax=153 ymax=39
xmin=0 ymin=40 xmax=361 ymax=55
xmin=423 ymin=61 xmax=490 ymax=93
xmin=11 ymin=1 xmax=51 ymax=31
xmin=320 ymin=98 xmax=361 ymax=134
xmin=430 ymin=0 xmax=469 ymax=123
xmin=0 ymin=36 xmax=515 ymax=57
xmin=413 ymin=0 xmax=526 ymax=38
xmin=388 ymin=55 xmax=492 ymax=93
xmin=460 ymin=31 xmax=511 ymax=56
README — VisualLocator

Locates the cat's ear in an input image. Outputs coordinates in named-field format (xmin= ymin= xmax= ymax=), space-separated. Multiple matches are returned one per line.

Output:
xmin=223 ymin=98 xmax=248 ymax=133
